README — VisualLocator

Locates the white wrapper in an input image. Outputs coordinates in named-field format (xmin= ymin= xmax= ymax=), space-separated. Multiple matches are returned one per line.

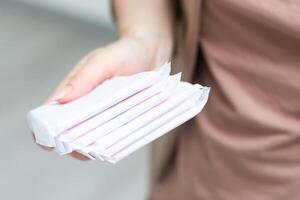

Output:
xmin=27 ymin=63 xmax=170 ymax=147
xmin=86 ymin=82 xmax=200 ymax=154
xmin=101 ymin=86 xmax=210 ymax=163
xmin=55 ymin=74 xmax=180 ymax=155
xmin=27 ymin=62 xmax=211 ymax=163
xmin=69 ymin=74 xmax=181 ymax=149
xmin=104 ymin=86 xmax=209 ymax=157
xmin=60 ymin=74 xmax=174 ymax=141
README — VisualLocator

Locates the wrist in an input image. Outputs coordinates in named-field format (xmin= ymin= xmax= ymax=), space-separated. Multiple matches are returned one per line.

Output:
xmin=119 ymin=27 xmax=174 ymax=68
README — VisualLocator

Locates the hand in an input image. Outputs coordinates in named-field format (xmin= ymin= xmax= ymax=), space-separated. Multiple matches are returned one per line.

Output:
xmin=36 ymin=33 xmax=173 ymax=160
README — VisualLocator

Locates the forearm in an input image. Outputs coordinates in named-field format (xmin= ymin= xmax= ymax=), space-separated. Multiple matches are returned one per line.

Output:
xmin=112 ymin=0 xmax=175 ymax=65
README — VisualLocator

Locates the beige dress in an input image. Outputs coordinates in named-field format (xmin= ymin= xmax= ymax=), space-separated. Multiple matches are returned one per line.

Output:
xmin=152 ymin=0 xmax=300 ymax=199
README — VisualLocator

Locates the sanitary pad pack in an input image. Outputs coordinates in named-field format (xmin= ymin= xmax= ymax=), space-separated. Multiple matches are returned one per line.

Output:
xmin=27 ymin=63 xmax=210 ymax=163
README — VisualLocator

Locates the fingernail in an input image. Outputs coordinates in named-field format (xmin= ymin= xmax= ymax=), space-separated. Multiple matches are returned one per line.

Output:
xmin=49 ymin=85 xmax=72 ymax=101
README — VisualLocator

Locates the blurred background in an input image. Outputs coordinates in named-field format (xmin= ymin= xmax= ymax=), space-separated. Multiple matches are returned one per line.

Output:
xmin=0 ymin=1 xmax=149 ymax=199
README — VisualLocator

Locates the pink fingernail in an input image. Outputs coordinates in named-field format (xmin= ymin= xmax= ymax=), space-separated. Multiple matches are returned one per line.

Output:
xmin=49 ymin=85 xmax=72 ymax=101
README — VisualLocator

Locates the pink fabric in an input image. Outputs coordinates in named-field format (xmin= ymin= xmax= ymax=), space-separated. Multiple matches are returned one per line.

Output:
xmin=152 ymin=0 xmax=300 ymax=199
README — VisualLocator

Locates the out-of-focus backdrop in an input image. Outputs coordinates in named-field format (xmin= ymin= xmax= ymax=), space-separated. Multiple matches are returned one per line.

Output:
xmin=0 ymin=1 xmax=149 ymax=199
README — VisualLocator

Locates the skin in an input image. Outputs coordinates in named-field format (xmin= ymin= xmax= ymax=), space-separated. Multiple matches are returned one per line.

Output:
xmin=35 ymin=0 xmax=175 ymax=160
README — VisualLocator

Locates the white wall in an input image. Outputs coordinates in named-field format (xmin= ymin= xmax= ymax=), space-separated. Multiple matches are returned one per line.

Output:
xmin=17 ymin=0 xmax=114 ymax=27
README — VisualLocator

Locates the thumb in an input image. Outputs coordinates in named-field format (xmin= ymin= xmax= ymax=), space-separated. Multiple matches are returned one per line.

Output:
xmin=48 ymin=38 xmax=134 ymax=104
xmin=48 ymin=49 xmax=117 ymax=104
xmin=58 ymin=59 xmax=114 ymax=104
xmin=59 ymin=68 xmax=113 ymax=104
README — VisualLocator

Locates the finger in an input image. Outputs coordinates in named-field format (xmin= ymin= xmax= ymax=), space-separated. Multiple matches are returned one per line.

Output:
xmin=46 ymin=54 xmax=91 ymax=103
xmin=38 ymin=144 xmax=54 ymax=151
xmin=58 ymin=51 xmax=116 ymax=104
xmin=70 ymin=152 xmax=90 ymax=161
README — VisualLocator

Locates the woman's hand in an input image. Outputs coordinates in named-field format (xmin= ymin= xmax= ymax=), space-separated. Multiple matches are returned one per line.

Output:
xmin=37 ymin=32 xmax=173 ymax=160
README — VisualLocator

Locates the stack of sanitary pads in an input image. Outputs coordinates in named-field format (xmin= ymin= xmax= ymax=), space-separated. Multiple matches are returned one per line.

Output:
xmin=27 ymin=63 xmax=210 ymax=163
